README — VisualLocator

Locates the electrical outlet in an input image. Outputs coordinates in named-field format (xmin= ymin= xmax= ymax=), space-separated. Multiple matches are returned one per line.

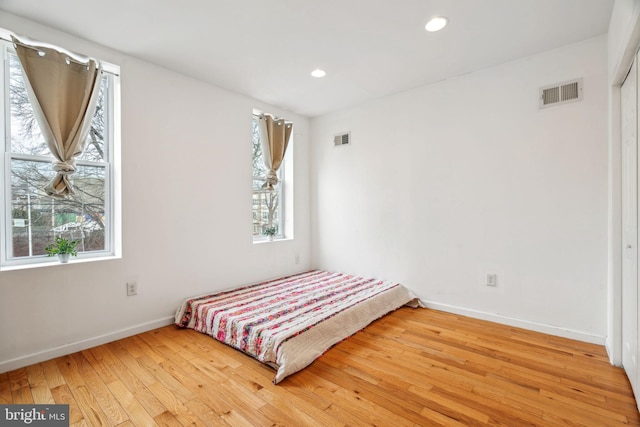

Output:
xmin=295 ymin=254 xmax=300 ymax=264
xmin=127 ymin=281 xmax=137 ymax=296
xmin=486 ymin=274 xmax=498 ymax=287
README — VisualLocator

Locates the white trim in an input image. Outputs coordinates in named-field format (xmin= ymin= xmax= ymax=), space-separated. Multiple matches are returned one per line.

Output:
xmin=1 ymin=44 xmax=9 ymax=263
xmin=109 ymin=65 xmax=122 ymax=259
xmin=608 ymin=6 xmax=640 ymax=367
xmin=251 ymin=113 xmax=287 ymax=242
xmin=0 ymin=43 xmax=120 ymax=269
xmin=424 ymin=301 xmax=605 ymax=345
xmin=0 ymin=253 xmax=120 ymax=271
xmin=608 ymin=83 xmax=623 ymax=365
xmin=9 ymin=152 xmax=108 ymax=167
xmin=282 ymin=134 xmax=294 ymax=239
xmin=0 ymin=316 xmax=175 ymax=374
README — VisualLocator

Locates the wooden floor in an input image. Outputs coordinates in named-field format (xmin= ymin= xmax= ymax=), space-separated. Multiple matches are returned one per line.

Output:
xmin=1 ymin=308 xmax=638 ymax=426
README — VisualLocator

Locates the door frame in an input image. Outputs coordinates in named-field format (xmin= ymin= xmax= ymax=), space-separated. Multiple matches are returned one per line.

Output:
xmin=621 ymin=57 xmax=639 ymax=397
xmin=610 ymin=14 xmax=640 ymax=366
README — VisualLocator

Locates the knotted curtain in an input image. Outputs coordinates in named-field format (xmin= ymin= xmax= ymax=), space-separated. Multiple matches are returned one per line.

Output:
xmin=257 ymin=114 xmax=293 ymax=190
xmin=12 ymin=35 xmax=102 ymax=198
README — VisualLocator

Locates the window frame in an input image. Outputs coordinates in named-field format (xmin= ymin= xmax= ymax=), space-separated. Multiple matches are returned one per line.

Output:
xmin=0 ymin=35 xmax=121 ymax=269
xmin=252 ymin=112 xmax=286 ymax=242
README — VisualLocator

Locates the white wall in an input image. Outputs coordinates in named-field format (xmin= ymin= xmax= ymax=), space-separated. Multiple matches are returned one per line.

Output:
xmin=0 ymin=13 xmax=311 ymax=372
xmin=311 ymin=36 xmax=609 ymax=342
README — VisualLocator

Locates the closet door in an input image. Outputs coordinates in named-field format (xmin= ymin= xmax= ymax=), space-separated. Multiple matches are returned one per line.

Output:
xmin=622 ymin=54 xmax=640 ymax=399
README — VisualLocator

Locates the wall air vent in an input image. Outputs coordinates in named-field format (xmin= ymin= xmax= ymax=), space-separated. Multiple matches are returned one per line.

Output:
xmin=334 ymin=132 xmax=351 ymax=147
xmin=539 ymin=78 xmax=583 ymax=109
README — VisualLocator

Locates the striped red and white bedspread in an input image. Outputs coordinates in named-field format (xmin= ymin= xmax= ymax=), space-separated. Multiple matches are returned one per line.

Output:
xmin=174 ymin=270 xmax=423 ymax=383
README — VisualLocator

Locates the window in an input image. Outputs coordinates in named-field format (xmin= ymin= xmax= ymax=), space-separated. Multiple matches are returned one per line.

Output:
xmin=252 ymin=114 xmax=284 ymax=241
xmin=0 ymin=36 xmax=120 ymax=268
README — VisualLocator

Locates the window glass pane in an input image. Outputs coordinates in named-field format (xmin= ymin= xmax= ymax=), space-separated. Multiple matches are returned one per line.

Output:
xmin=8 ymin=52 xmax=107 ymax=161
xmin=9 ymin=52 xmax=47 ymax=156
xmin=80 ymin=76 xmax=108 ymax=162
xmin=252 ymin=115 xmax=285 ymax=239
xmin=252 ymin=118 xmax=267 ymax=179
xmin=10 ymin=159 xmax=106 ymax=258
xmin=252 ymin=185 xmax=280 ymax=237
xmin=3 ymin=38 xmax=118 ymax=268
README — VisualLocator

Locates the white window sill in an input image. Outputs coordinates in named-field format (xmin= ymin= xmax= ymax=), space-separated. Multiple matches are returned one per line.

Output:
xmin=253 ymin=236 xmax=291 ymax=244
xmin=0 ymin=254 xmax=121 ymax=272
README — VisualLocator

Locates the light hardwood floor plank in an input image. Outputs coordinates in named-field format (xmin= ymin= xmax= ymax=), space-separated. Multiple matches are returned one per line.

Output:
xmin=50 ymin=384 xmax=86 ymax=425
xmin=108 ymin=379 xmax=159 ymax=427
xmin=41 ymin=359 xmax=67 ymax=389
xmin=1 ymin=308 xmax=639 ymax=426
xmin=0 ymin=372 xmax=12 ymax=404
xmin=70 ymin=352 xmax=130 ymax=425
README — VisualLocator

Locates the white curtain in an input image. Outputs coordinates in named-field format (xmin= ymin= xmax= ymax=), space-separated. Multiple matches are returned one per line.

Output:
xmin=257 ymin=114 xmax=293 ymax=190
xmin=12 ymin=35 xmax=102 ymax=198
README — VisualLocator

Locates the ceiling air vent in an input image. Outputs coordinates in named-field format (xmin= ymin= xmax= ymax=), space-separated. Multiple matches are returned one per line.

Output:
xmin=334 ymin=132 xmax=351 ymax=147
xmin=539 ymin=78 xmax=583 ymax=109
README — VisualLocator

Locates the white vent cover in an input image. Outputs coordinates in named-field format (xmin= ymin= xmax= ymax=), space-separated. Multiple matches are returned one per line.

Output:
xmin=334 ymin=132 xmax=351 ymax=147
xmin=539 ymin=78 xmax=583 ymax=108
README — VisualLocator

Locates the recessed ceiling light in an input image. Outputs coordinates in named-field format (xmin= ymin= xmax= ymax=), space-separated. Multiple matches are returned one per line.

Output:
xmin=425 ymin=16 xmax=448 ymax=32
xmin=311 ymin=69 xmax=326 ymax=78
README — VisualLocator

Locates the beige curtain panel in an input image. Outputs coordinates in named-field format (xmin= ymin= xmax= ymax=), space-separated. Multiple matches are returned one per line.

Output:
xmin=258 ymin=114 xmax=293 ymax=190
xmin=12 ymin=35 xmax=102 ymax=198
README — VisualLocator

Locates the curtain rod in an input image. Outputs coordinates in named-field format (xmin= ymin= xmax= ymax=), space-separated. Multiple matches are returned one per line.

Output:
xmin=0 ymin=30 xmax=119 ymax=76
xmin=253 ymin=113 xmax=293 ymax=123
xmin=12 ymin=39 xmax=96 ymax=68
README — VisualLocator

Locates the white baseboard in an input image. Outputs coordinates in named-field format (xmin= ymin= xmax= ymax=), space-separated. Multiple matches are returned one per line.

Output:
xmin=0 ymin=316 xmax=175 ymax=374
xmin=607 ymin=334 xmax=623 ymax=367
xmin=423 ymin=301 xmax=606 ymax=345
xmin=0 ymin=305 xmax=607 ymax=373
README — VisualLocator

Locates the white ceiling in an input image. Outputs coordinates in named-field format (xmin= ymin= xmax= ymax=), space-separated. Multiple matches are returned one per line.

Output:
xmin=0 ymin=0 xmax=614 ymax=117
